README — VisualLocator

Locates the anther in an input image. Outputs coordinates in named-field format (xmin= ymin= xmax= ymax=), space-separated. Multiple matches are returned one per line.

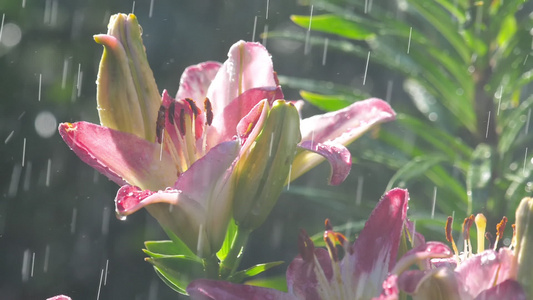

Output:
xmin=178 ymin=108 xmax=186 ymax=136
xmin=298 ymin=229 xmax=315 ymax=263
xmin=445 ymin=216 xmax=460 ymax=259
xmin=185 ymin=98 xmax=200 ymax=118
xmin=168 ymin=102 xmax=176 ymax=125
xmin=494 ymin=216 xmax=508 ymax=250
xmin=156 ymin=105 xmax=166 ymax=144
xmin=204 ymin=98 xmax=213 ymax=126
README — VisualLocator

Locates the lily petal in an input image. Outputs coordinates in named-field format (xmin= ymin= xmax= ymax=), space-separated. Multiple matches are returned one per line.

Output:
xmin=391 ymin=242 xmax=453 ymax=275
xmin=286 ymin=248 xmax=333 ymax=300
xmin=291 ymin=99 xmax=395 ymax=183
xmin=299 ymin=98 xmax=396 ymax=144
xmin=296 ymin=141 xmax=351 ymax=185
xmin=474 ymin=279 xmax=527 ymax=300
xmin=58 ymin=121 xmax=176 ymax=190
xmin=347 ymin=188 xmax=408 ymax=298
xmin=176 ymin=61 xmax=221 ymax=102
xmin=187 ymin=279 xmax=297 ymax=300
xmin=208 ymin=86 xmax=283 ymax=147
xmin=206 ymin=41 xmax=278 ymax=114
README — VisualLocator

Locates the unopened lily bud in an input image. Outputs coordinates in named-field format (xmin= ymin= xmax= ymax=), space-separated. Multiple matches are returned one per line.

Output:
xmin=513 ymin=197 xmax=533 ymax=298
xmin=232 ymin=100 xmax=301 ymax=231
xmin=94 ymin=13 xmax=161 ymax=142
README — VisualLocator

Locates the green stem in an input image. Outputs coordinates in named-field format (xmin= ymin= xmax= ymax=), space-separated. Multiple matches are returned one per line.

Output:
xmin=219 ymin=226 xmax=251 ymax=279
xmin=204 ymin=254 xmax=219 ymax=279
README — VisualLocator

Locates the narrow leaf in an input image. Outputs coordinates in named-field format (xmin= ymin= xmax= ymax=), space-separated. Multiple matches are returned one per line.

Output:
xmin=228 ymin=261 xmax=284 ymax=283
xmin=386 ymin=155 xmax=449 ymax=191
xmin=466 ymin=144 xmax=493 ymax=214
xmin=299 ymin=90 xmax=355 ymax=111
xmin=291 ymin=14 xmax=376 ymax=40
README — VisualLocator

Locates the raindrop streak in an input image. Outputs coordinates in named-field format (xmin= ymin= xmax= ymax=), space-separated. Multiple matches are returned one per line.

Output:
xmin=525 ymin=108 xmax=531 ymax=135
xmin=496 ymin=85 xmax=503 ymax=115
xmin=261 ymin=24 xmax=268 ymax=47
xmin=355 ymin=176 xmax=363 ymax=206
xmin=304 ymin=5 xmax=314 ymax=55
xmin=70 ymin=208 xmax=77 ymax=234
xmin=322 ymin=38 xmax=329 ymax=66
xmin=104 ymin=259 xmax=109 ymax=285
xmin=5 ymin=130 xmax=14 ymax=144
xmin=102 ymin=206 xmax=111 ymax=236
xmin=76 ymin=63 xmax=83 ymax=98
xmin=46 ymin=158 xmax=51 ymax=187
xmin=96 ymin=269 xmax=104 ymax=300
xmin=38 ymin=74 xmax=42 ymax=101
xmin=431 ymin=186 xmax=437 ymax=219
xmin=131 ymin=1 xmax=136 ymax=14
xmin=363 ymin=51 xmax=370 ymax=85
xmin=407 ymin=27 xmax=412 ymax=54
xmin=364 ymin=0 xmax=369 ymax=14
xmin=22 ymin=249 xmax=31 ymax=282
xmin=8 ymin=164 xmax=22 ymax=197
xmin=22 ymin=138 xmax=26 ymax=167
xmin=61 ymin=57 xmax=69 ymax=89
xmin=30 ymin=252 xmax=35 ymax=277
xmin=310 ymin=130 xmax=315 ymax=149
xmin=44 ymin=0 xmax=51 ymax=24
xmin=22 ymin=0 xmax=26 ymax=8
xmin=23 ymin=161 xmax=32 ymax=191
xmin=269 ymin=132 xmax=274 ymax=157
xmin=252 ymin=16 xmax=258 ymax=42
xmin=43 ymin=244 xmax=50 ymax=273
xmin=523 ymin=54 xmax=529 ymax=65
xmin=159 ymin=129 xmax=164 ymax=161
xmin=196 ymin=224 xmax=204 ymax=256
xmin=265 ymin=0 xmax=269 ymax=20
xmin=93 ymin=169 xmax=99 ymax=183
xmin=149 ymin=0 xmax=154 ymax=18
xmin=485 ymin=111 xmax=491 ymax=139
xmin=18 ymin=111 xmax=26 ymax=120
xmin=287 ymin=164 xmax=292 ymax=191
xmin=386 ymin=80 xmax=393 ymax=103
xmin=148 ymin=279 xmax=159 ymax=300
xmin=524 ymin=148 xmax=528 ymax=176
xmin=0 ymin=14 xmax=5 ymax=42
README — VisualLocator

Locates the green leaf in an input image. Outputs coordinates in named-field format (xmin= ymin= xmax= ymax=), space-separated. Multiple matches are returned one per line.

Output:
xmin=466 ymin=144 xmax=493 ymax=214
xmin=228 ymin=261 xmax=284 ymax=283
xmin=498 ymin=95 xmax=533 ymax=155
xmin=397 ymin=114 xmax=473 ymax=159
xmin=146 ymin=255 xmax=204 ymax=295
xmin=162 ymin=228 xmax=199 ymax=259
xmin=144 ymin=240 xmax=181 ymax=256
xmin=496 ymin=15 xmax=517 ymax=49
xmin=406 ymin=0 xmax=471 ymax=63
xmin=277 ymin=74 xmax=369 ymax=99
xmin=217 ymin=218 xmax=238 ymax=261
xmin=245 ymin=275 xmax=288 ymax=292
xmin=386 ymin=155 xmax=449 ymax=191
xmin=299 ymin=90 xmax=354 ymax=111
xmin=291 ymin=14 xmax=376 ymax=40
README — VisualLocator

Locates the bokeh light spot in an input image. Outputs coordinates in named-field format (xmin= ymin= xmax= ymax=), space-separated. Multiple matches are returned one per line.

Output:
xmin=34 ymin=111 xmax=57 ymax=138
xmin=1 ymin=23 xmax=22 ymax=47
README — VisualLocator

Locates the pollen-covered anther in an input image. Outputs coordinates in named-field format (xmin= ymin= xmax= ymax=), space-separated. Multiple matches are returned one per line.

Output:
xmin=204 ymin=98 xmax=213 ymax=126
xmin=156 ymin=105 xmax=166 ymax=144
xmin=485 ymin=232 xmax=494 ymax=250
xmin=445 ymin=216 xmax=460 ymax=260
xmin=324 ymin=231 xmax=339 ymax=262
xmin=178 ymin=108 xmax=186 ymax=136
xmin=298 ymin=229 xmax=315 ymax=263
xmin=494 ymin=216 xmax=508 ymax=250
xmin=462 ymin=215 xmax=475 ymax=256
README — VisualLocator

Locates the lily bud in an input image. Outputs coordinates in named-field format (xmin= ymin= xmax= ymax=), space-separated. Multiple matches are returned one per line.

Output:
xmin=513 ymin=197 xmax=533 ymax=298
xmin=232 ymin=100 xmax=301 ymax=231
xmin=94 ymin=13 xmax=161 ymax=142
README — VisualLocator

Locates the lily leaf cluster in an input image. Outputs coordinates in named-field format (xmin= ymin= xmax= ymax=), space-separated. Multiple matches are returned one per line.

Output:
xmin=271 ymin=0 xmax=533 ymax=227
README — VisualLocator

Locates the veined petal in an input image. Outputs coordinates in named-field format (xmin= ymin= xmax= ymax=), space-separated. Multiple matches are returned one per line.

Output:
xmin=287 ymin=248 xmax=333 ymax=300
xmin=115 ymin=185 xmax=208 ymax=256
xmin=293 ymin=141 xmax=351 ymax=185
xmin=206 ymin=41 xmax=278 ymax=114
xmin=455 ymin=249 xmax=514 ymax=298
xmin=474 ymin=280 xmax=527 ymax=300
xmin=58 ymin=121 xmax=177 ymax=190
xmin=300 ymin=98 xmax=395 ymax=145
xmin=346 ymin=188 xmax=408 ymax=298
xmin=208 ymin=86 xmax=283 ymax=148
xmin=176 ymin=61 xmax=221 ymax=102
xmin=187 ymin=279 xmax=297 ymax=300
xmin=398 ymin=268 xmax=462 ymax=300
xmin=391 ymin=242 xmax=452 ymax=275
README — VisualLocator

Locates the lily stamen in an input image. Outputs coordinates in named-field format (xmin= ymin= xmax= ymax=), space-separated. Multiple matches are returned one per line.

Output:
xmin=446 ymin=216 xmax=460 ymax=263
xmin=475 ymin=213 xmax=487 ymax=253
xmin=462 ymin=214 xmax=474 ymax=257
xmin=494 ymin=216 xmax=508 ymax=250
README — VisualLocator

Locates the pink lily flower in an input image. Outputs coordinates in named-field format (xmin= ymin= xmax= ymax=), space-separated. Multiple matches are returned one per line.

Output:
xmin=59 ymin=13 xmax=396 ymax=257
xmin=393 ymin=209 xmax=529 ymax=299
xmin=187 ymin=189 xmax=451 ymax=300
